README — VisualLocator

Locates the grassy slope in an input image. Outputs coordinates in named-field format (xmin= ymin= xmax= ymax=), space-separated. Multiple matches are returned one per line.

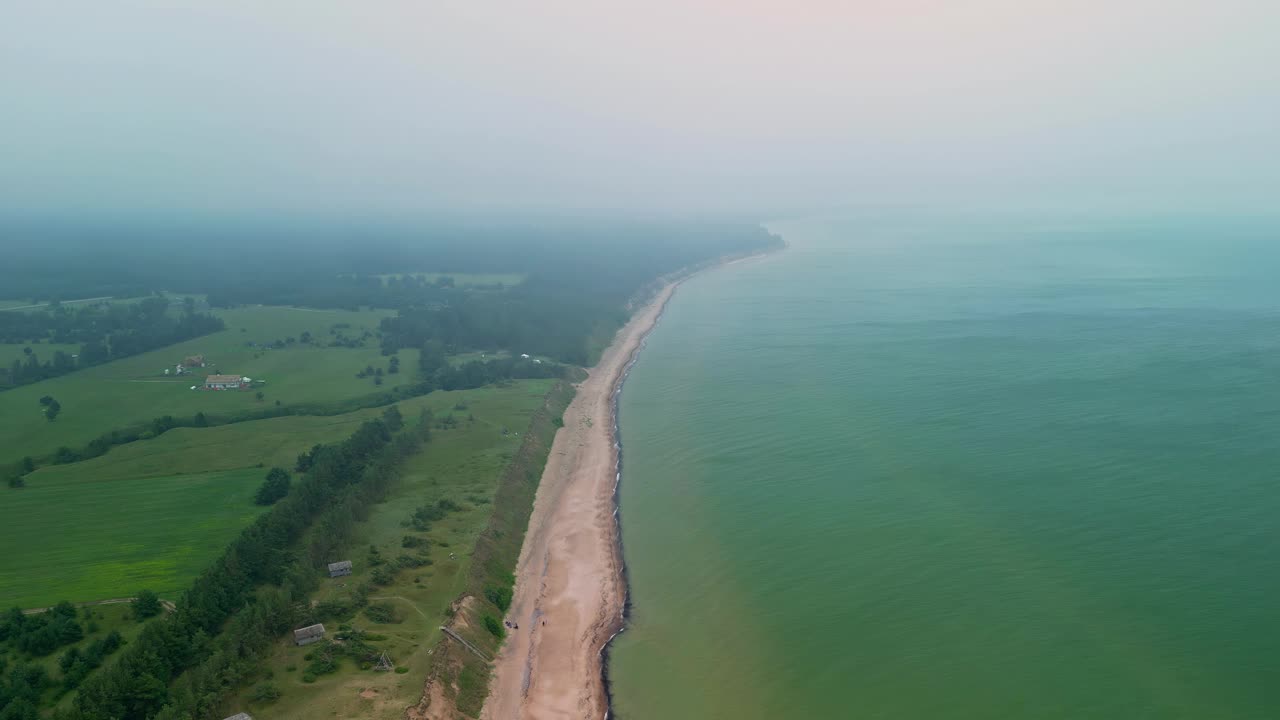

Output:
xmin=220 ymin=380 xmax=561 ymax=720
xmin=0 ymin=305 xmax=415 ymax=466
xmin=419 ymin=382 xmax=573 ymax=718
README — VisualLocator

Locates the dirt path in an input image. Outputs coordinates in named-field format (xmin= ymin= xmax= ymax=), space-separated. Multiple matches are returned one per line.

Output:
xmin=23 ymin=597 xmax=176 ymax=615
xmin=481 ymin=281 xmax=681 ymax=720
xmin=370 ymin=595 xmax=430 ymax=619
xmin=0 ymin=296 xmax=114 ymax=312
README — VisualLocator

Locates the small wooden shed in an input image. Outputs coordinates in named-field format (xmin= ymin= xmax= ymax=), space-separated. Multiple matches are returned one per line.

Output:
xmin=293 ymin=623 xmax=326 ymax=646
xmin=328 ymin=560 xmax=353 ymax=578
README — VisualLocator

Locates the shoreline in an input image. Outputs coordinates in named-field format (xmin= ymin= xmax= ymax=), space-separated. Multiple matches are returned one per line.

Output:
xmin=600 ymin=249 xmax=777 ymax=718
xmin=482 ymin=248 xmax=778 ymax=720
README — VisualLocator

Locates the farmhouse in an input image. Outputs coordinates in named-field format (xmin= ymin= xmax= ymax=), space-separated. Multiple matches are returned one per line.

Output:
xmin=204 ymin=374 xmax=248 ymax=390
xmin=293 ymin=623 xmax=326 ymax=646
xmin=328 ymin=560 xmax=353 ymax=577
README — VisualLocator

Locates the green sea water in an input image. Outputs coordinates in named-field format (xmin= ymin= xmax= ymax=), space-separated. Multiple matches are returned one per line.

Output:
xmin=609 ymin=212 xmax=1280 ymax=719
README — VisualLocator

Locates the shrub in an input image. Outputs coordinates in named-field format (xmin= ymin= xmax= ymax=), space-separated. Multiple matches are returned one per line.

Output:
xmin=396 ymin=554 xmax=431 ymax=569
xmin=133 ymin=589 xmax=163 ymax=619
xmin=483 ymin=615 xmax=504 ymax=639
xmin=485 ymin=586 xmax=513 ymax=613
xmin=395 ymin=666 xmax=410 ymax=674
xmin=254 ymin=467 xmax=291 ymax=505
xmin=306 ymin=654 xmax=338 ymax=677
xmin=364 ymin=603 xmax=399 ymax=624
xmin=250 ymin=682 xmax=281 ymax=703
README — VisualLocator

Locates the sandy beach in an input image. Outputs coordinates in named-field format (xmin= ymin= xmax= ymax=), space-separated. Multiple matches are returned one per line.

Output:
xmin=480 ymin=281 xmax=680 ymax=720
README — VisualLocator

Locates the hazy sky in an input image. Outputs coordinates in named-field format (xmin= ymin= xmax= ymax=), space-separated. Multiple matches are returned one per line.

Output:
xmin=2 ymin=1 xmax=1277 ymax=214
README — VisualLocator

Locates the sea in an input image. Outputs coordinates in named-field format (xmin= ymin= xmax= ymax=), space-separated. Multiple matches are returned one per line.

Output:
xmin=608 ymin=210 xmax=1280 ymax=719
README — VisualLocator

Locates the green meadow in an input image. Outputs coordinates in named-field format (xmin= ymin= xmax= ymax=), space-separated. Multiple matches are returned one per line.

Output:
xmin=0 ymin=381 xmax=554 ymax=611
xmin=0 ymin=467 xmax=267 ymax=608
xmin=28 ymin=413 xmax=393 ymax=485
xmin=219 ymin=380 xmax=557 ymax=720
xmin=0 ymin=342 xmax=81 ymax=367
xmin=0 ymin=305 xmax=415 ymax=466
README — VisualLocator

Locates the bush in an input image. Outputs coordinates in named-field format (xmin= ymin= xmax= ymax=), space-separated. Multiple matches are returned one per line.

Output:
xmin=396 ymin=554 xmax=431 ymax=569
xmin=302 ymin=673 xmax=317 ymax=683
xmin=306 ymin=654 xmax=338 ymax=677
xmin=483 ymin=615 xmax=504 ymax=639
xmin=485 ymin=586 xmax=513 ymax=613
xmin=133 ymin=589 xmax=163 ymax=619
xmin=254 ymin=467 xmax=291 ymax=505
xmin=250 ymin=682 xmax=281 ymax=703
xmin=395 ymin=666 xmax=410 ymax=674
xmin=364 ymin=603 xmax=399 ymax=624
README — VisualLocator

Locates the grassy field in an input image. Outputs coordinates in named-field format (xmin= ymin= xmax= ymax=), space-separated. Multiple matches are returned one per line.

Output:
xmin=375 ymin=272 xmax=525 ymax=288
xmin=219 ymin=380 xmax=557 ymax=720
xmin=0 ymin=467 xmax=267 ymax=608
xmin=0 ymin=341 xmax=82 ymax=367
xmin=0 ymin=381 xmax=554 ymax=611
xmin=28 ymin=412 xmax=394 ymax=485
xmin=0 ymin=305 xmax=416 ymax=466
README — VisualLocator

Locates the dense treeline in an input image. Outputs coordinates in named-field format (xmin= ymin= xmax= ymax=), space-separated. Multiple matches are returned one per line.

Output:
xmin=0 ymin=297 xmax=224 ymax=390
xmin=2 ymin=215 xmax=781 ymax=367
xmin=38 ymin=407 xmax=424 ymax=720
xmin=378 ymin=288 xmax=630 ymax=365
